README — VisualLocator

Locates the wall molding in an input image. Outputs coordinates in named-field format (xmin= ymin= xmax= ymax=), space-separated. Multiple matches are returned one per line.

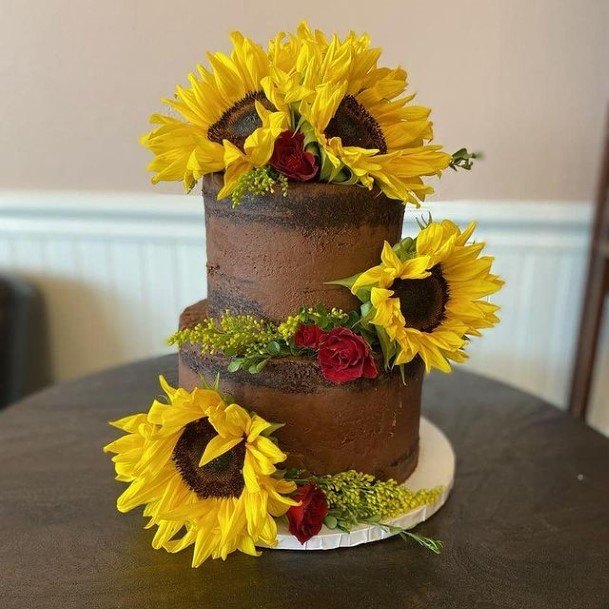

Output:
xmin=1 ymin=189 xmax=606 ymax=436
xmin=0 ymin=190 xmax=592 ymax=247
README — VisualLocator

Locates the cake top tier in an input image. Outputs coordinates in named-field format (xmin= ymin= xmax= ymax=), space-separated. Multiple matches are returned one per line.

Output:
xmin=203 ymin=173 xmax=404 ymax=322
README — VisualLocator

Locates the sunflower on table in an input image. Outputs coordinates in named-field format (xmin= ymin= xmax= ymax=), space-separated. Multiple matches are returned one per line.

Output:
xmin=103 ymin=377 xmax=296 ymax=567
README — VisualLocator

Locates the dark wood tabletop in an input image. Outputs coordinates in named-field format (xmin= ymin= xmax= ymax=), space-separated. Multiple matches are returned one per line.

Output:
xmin=1 ymin=355 xmax=608 ymax=609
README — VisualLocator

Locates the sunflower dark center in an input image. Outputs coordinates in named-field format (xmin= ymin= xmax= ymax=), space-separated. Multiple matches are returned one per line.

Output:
xmin=172 ymin=418 xmax=245 ymax=499
xmin=392 ymin=265 xmax=449 ymax=332
xmin=324 ymin=94 xmax=387 ymax=153
xmin=207 ymin=91 xmax=274 ymax=151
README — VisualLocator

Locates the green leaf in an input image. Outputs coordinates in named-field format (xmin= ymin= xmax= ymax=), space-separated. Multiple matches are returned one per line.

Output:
xmin=449 ymin=147 xmax=481 ymax=171
xmin=400 ymin=531 xmax=443 ymax=554
xmin=354 ymin=286 xmax=372 ymax=304
xmin=376 ymin=327 xmax=397 ymax=369
xmin=346 ymin=310 xmax=361 ymax=328
xmin=337 ymin=520 xmax=352 ymax=533
xmin=248 ymin=357 xmax=269 ymax=374
xmin=337 ymin=165 xmax=359 ymax=185
xmin=358 ymin=301 xmax=376 ymax=331
xmin=227 ymin=358 xmax=243 ymax=372
xmin=266 ymin=341 xmax=282 ymax=356
xmin=261 ymin=422 xmax=285 ymax=437
xmin=392 ymin=237 xmax=415 ymax=260
xmin=325 ymin=272 xmax=361 ymax=290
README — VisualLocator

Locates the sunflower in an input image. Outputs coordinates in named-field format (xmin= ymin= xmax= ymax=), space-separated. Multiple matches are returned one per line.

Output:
xmin=263 ymin=21 xmax=330 ymax=106
xmin=282 ymin=28 xmax=451 ymax=205
xmin=103 ymin=376 xmax=296 ymax=566
xmin=141 ymin=32 xmax=290 ymax=193
xmin=351 ymin=220 xmax=503 ymax=372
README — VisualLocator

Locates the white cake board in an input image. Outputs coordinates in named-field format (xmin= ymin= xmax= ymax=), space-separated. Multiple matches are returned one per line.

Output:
xmin=270 ymin=417 xmax=455 ymax=550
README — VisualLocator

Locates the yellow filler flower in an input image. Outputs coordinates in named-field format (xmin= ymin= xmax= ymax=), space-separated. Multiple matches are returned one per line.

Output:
xmin=353 ymin=220 xmax=503 ymax=372
xmin=103 ymin=377 xmax=296 ymax=566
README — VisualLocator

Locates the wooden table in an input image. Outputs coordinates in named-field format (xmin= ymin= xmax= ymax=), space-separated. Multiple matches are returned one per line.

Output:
xmin=1 ymin=355 xmax=608 ymax=609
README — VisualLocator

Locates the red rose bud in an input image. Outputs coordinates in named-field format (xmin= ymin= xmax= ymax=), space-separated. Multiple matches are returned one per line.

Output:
xmin=287 ymin=483 xmax=329 ymax=544
xmin=317 ymin=327 xmax=378 ymax=384
xmin=294 ymin=324 xmax=324 ymax=350
xmin=269 ymin=130 xmax=318 ymax=181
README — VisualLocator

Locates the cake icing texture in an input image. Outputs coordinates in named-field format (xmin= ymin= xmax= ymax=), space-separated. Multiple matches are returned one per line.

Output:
xmin=203 ymin=172 xmax=404 ymax=321
xmin=179 ymin=175 xmax=421 ymax=481
xmin=179 ymin=300 xmax=424 ymax=481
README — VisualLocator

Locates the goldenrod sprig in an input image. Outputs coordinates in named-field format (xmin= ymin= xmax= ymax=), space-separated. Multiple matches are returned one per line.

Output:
xmin=169 ymin=306 xmax=358 ymax=374
xmin=231 ymin=166 xmax=288 ymax=208
xmin=284 ymin=469 xmax=443 ymax=553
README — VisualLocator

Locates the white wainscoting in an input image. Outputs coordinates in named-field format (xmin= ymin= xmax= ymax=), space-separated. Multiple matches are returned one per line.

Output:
xmin=1 ymin=190 xmax=607 ymax=436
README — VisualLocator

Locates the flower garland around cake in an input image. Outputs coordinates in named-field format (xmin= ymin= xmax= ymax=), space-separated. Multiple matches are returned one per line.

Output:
xmin=104 ymin=377 xmax=443 ymax=567
xmin=169 ymin=305 xmax=379 ymax=384
xmin=140 ymin=21 xmax=477 ymax=207
xmin=170 ymin=218 xmax=503 ymax=381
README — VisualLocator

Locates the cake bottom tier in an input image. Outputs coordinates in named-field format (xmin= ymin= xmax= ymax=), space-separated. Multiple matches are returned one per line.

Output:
xmin=178 ymin=301 xmax=424 ymax=483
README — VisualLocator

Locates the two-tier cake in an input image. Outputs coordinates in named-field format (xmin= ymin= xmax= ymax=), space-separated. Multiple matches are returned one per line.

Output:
xmin=178 ymin=174 xmax=423 ymax=482
xmin=105 ymin=22 xmax=502 ymax=566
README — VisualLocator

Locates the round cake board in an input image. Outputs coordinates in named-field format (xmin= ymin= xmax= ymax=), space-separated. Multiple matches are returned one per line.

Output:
xmin=270 ymin=417 xmax=455 ymax=551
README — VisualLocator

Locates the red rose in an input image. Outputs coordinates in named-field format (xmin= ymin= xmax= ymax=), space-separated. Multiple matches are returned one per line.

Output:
xmin=294 ymin=324 xmax=324 ymax=350
xmin=287 ymin=483 xmax=329 ymax=544
xmin=317 ymin=327 xmax=378 ymax=384
xmin=269 ymin=130 xmax=318 ymax=181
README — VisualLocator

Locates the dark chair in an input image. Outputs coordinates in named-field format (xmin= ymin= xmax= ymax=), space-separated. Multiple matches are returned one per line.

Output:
xmin=0 ymin=276 xmax=51 ymax=408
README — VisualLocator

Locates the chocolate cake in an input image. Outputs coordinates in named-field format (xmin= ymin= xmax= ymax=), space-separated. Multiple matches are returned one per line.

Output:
xmin=112 ymin=22 xmax=505 ymax=563
xmin=178 ymin=173 xmax=424 ymax=482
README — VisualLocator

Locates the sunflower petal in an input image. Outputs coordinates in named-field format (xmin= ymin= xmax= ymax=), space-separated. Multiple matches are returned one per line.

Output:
xmin=199 ymin=435 xmax=243 ymax=467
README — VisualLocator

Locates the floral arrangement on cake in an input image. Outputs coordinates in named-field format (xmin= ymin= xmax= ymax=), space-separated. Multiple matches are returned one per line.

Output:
xmin=171 ymin=218 xmax=503 ymax=380
xmin=104 ymin=22 xmax=504 ymax=568
xmin=141 ymin=21 xmax=476 ymax=207
xmin=104 ymin=377 xmax=442 ymax=566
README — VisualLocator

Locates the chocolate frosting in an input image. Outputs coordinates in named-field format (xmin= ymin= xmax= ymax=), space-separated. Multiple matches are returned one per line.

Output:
xmin=176 ymin=176 xmax=424 ymax=482
xmin=203 ymin=173 xmax=404 ymax=322
xmin=178 ymin=301 xmax=422 ymax=482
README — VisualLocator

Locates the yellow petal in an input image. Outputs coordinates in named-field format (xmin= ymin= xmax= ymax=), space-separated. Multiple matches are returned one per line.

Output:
xmin=380 ymin=241 xmax=402 ymax=270
xmin=247 ymin=415 xmax=272 ymax=442
xmin=108 ymin=413 xmax=147 ymax=433
xmin=398 ymin=255 xmax=432 ymax=279
xmin=199 ymin=435 xmax=243 ymax=467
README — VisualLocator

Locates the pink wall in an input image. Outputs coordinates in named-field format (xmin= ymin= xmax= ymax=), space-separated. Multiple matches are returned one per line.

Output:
xmin=0 ymin=0 xmax=607 ymax=200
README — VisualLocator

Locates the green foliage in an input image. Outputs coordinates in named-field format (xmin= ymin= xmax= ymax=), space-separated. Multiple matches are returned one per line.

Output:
xmin=315 ymin=470 xmax=442 ymax=525
xmin=285 ymin=469 xmax=444 ymax=553
xmin=169 ymin=306 xmax=361 ymax=375
xmin=449 ymin=148 xmax=481 ymax=171
xmin=325 ymin=272 xmax=361 ymax=291
xmin=392 ymin=236 xmax=416 ymax=259
xmin=231 ymin=165 xmax=289 ymax=208
xmin=277 ymin=305 xmax=355 ymax=340
xmin=300 ymin=305 xmax=355 ymax=331
xmin=169 ymin=312 xmax=283 ymax=374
